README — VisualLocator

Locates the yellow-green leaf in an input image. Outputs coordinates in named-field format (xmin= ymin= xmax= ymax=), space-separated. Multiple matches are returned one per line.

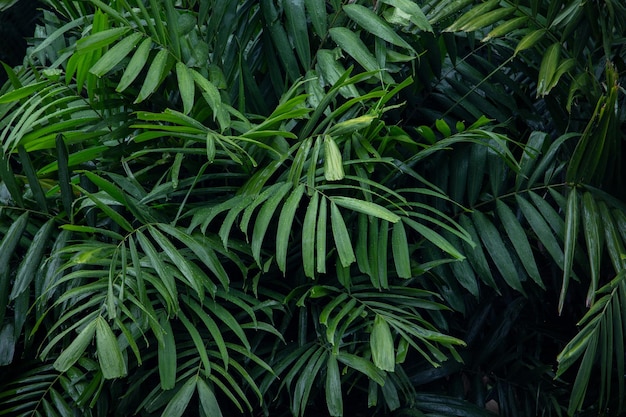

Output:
xmin=514 ymin=29 xmax=546 ymax=56
xmin=324 ymin=135 xmax=345 ymax=181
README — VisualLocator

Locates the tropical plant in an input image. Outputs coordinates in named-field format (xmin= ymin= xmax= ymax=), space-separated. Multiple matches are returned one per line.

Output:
xmin=0 ymin=0 xmax=625 ymax=416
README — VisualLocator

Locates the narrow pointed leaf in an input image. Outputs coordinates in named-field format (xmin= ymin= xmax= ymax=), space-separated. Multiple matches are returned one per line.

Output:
xmin=516 ymin=195 xmax=565 ymax=267
xmin=380 ymin=0 xmax=432 ymax=32
xmin=96 ymin=317 xmax=127 ymax=379
xmin=197 ymin=378 xmax=223 ymax=417
xmin=53 ymin=319 xmax=97 ymax=372
xmin=10 ymin=219 xmax=55 ymax=300
xmin=403 ymin=218 xmax=464 ymax=260
xmin=324 ymin=135 xmax=345 ymax=181
xmin=117 ymin=37 xmax=152 ymax=92
xmin=56 ymin=135 xmax=73 ymax=218
xmin=252 ymin=182 xmax=292 ymax=265
xmin=537 ymin=43 xmax=561 ymax=96
xmin=496 ymin=200 xmax=543 ymax=288
xmin=514 ymin=29 xmax=546 ymax=55
xmin=344 ymin=4 xmax=414 ymax=52
xmin=77 ymin=27 xmax=128 ymax=53
xmin=371 ymin=314 xmax=395 ymax=371
xmin=18 ymin=145 xmax=48 ymax=212
xmin=277 ymin=184 xmax=305 ymax=273
xmin=392 ymin=221 xmax=411 ymax=278
xmin=135 ymin=48 xmax=169 ymax=103
xmin=331 ymin=196 xmax=399 ymax=223
xmin=331 ymin=202 xmax=356 ymax=267
xmin=161 ymin=377 xmax=196 ymax=417
xmin=303 ymin=192 xmax=319 ymax=278
xmin=317 ymin=196 xmax=328 ymax=273
xmin=560 ymin=187 xmax=579 ymax=313
xmin=305 ymin=0 xmax=328 ymax=38
xmin=158 ymin=315 xmax=177 ymax=390
xmin=329 ymin=27 xmax=386 ymax=78
xmin=284 ymin=0 xmax=311 ymax=69
xmin=336 ymin=352 xmax=386 ymax=385
xmin=472 ymin=211 xmax=524 ymax=294
xmin=176 ymin=63 xmax=195 ymax=115
xmin=90 ymin=32 xmax=143 ymax=77
xmin=326 ymin=353 xmax=343 ymax=416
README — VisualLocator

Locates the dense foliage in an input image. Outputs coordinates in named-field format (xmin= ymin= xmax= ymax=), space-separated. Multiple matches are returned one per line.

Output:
xmin=0 ymin=0 xmax=625 ymax=415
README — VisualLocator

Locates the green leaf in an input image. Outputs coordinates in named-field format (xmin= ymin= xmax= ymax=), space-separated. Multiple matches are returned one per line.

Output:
xmin=53 ymin=319 xmax=97 ymax=372
xmin=380 ymin=0 xmax=432 ymax=32
xmin=427 ymin=0 xmax=473 ymax=25
xmin=178 ymin=311 xmax=211 ymax=376
xmin=161 ymin=377 xmax=196 ymax=417
xmin=261 ymin=0 xmax=300 ymax=82
xmin=56 ymin=135 xmax=73 ymax=218
xmin=9 ymin=219 xmax=54 ymax=300
xmin=344 ymin=4 xmax=414 ymax=52
xmin=537 ymin=42 xmax=561 ymax=97
xmin=328 ymin=114 xmax=376 ymax=136
xmin=331 ymin=202 xmax=356 ymax=267
xmin=0 ymin=212 xmax=28 ymax=324
xmin=0 ymin=81 xmax=48 ymax=104
xmin=316 ymin=50 xmax=359 ymax=98
xmin=496 ymin=200 xmax=543 ymax=288
xmin=329 ymin=27 xmax=391 ymax=82
xmin=277 ymin=184 xmax=305 ymax=274
xmin=560 ymin=187 xmax=579 ymax=313
xmin=18 ymin=146 xmax=48 ymax=212
xmin=514 ymin=29 xmax=546 ymax=56
xmin=90 ymin=32 xmax=143 ymax=77
xmin=95 ymin=317 xmax=127 ymax=379
xmin=252 ymin=182 xmax=292 ymax=265
xmin=303 ymin=192 xmax=320 ymax=278
xmin=176 ymin=63 xmax=195 ymax=115
xmin=392 ymin=221 xmax=411 ymax=278
xmin=331 ymin=196 xmax=400 ymax=223
xmin=580 ymin=193 xmax=600 ymax=305
xmin=117 ymin=37 xmax=152 ymax=92
xmin=444 ymin=0 xmax=498 ymax=32
xmin=472 ymin=211 xmax=525 ymax=294
xmin=336 ymin=352 xmax=386 ymax=385
xmin=516 ymin=195 xmax=565 ymax=268
xmin=78 ymin=187 xmax=133 ymax=232
xmin=371 ymin=314 xmax=395 ymax=372
xmin=568 ymin=332 xmax=598 ymax=415
xmin=483 ymin=16 xmax=528 ymax=42
xmin=158 ymin=314 xmax=177 ymax=390
xmin=135 ymin=48 xmax=169 ymax=103
xmin=292 ymin=347 xmax=327 ymax=417
xmin=455 ymin=7 xmax=514 ymax=32
xmin=325 ymin=353 xmax=343 ymax=416
xmin=305 ymin=0 xmax=328 ymax=38
xmin=403 ymin=218 xmax=464 ymax=260
xmin=76 ymin=27 xmax=129 ymax=53
xmin=149 ymin=226 xmax=205 ymax=299
xmin=284 ymin=0 xmax=311 ymax=69
xmin=324 ymin=135 xmax=345 ymax=181
xmin=197 ymin=378 xmax=223 ymax=417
